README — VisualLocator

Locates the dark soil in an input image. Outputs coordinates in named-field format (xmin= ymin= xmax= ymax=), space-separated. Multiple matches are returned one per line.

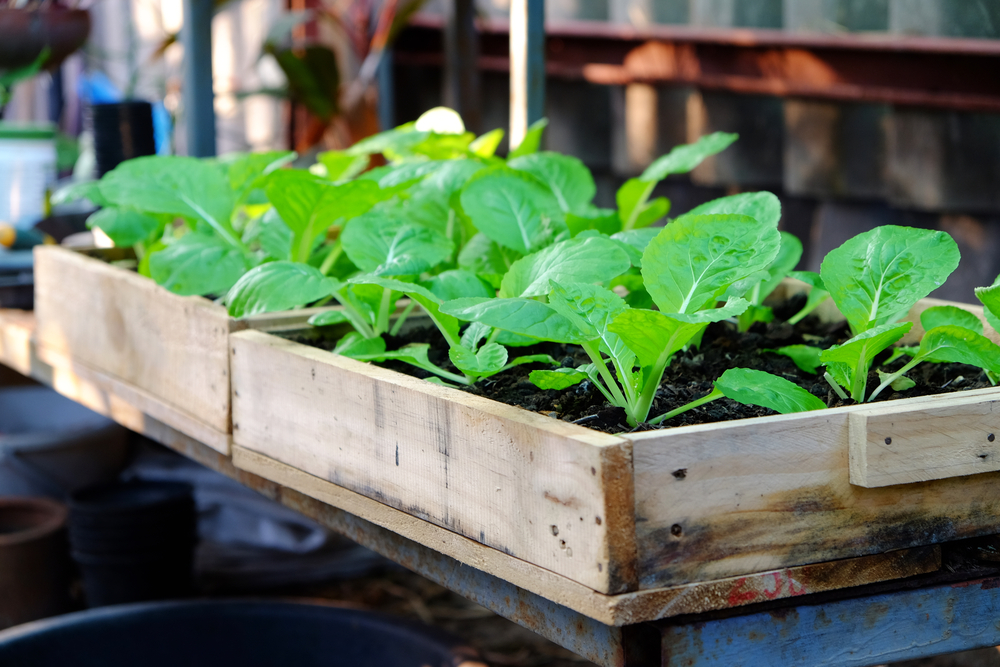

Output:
xmin=290 ymin=294 xmax=994 ymax=434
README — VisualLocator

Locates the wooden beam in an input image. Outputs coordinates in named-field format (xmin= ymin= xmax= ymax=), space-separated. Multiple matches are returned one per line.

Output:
xmin=509 ymin=0 xmax=545 ymax=149
xmin=444 ymin=0 xmax=482 ymax=132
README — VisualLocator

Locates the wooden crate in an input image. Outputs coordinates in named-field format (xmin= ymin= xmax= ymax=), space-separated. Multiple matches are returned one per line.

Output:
xmin=230 ymin=295 xmax=1000 ymax=594
xmin=33 ymin=245 xmax=322 ymax=454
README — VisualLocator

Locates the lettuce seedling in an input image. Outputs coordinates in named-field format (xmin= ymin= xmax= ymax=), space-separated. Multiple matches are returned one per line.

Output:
xmin=443 ymin=213 xmax=784 ymax=426
xmin=648 ymin=368 xmax=826 ymax=424
xmin=819 ymin=225 xmax=961 ymax=402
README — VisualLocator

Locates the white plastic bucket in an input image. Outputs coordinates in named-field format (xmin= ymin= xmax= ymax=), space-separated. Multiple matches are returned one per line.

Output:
xmin=0 ymin=126 xmax=57 ymax=229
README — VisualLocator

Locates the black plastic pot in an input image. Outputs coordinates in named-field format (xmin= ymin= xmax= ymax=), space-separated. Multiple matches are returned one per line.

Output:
xmin=92 ymin=101 xmax=156 ymax=177
xmin=68 ymin=481 xmax=196 ymax=607
xmin=0 ymin=599 xmax=482 ymax=667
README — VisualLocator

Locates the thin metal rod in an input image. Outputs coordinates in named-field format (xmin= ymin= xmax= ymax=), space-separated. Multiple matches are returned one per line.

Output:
xmin=181 ymin=0 xmax=217 ymax=157
xmin=509 ymin=0 xmax=544 ymax=149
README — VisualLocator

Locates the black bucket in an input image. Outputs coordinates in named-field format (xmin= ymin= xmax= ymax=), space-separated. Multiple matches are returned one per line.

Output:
xmin=92 ymin=101 xmax=156 ymax=177
xmin=68 ymin=481 xmax=196 ymax=607
xmin=0 ymin=599 xmax=482 ymax=667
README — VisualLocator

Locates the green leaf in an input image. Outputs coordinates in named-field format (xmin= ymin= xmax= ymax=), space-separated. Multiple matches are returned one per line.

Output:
xmin=226 ymin=260 xmax=341 ymax=317
xmin=640 ymin=132 xmax=738 ymax=182
xmin=764 ymin=345 xmax=824 ymax=374
xmin=758 ymin=232 xmax=803 ymax=301
xmin=149 ymin=232 xmax=255 ymax=297
xmin=715 ymin=368 xmax=826 ymax=414
xmin=449 ymin=343 xmax=508 ymax=378
xmin=86 ymin=207 xmax=163 ymax=247
xmin=567 ymin=206 xmax=621 ymax=237
xmin=683 ymin=191 xmax=781 ymax=228
xmin=530 ymin=367 xmax=589 ymax=391
xmin=507 ymin=354 xmax=558 ymax=369
xmin=509 ymin=118 xmax=548 ymax=158
xmin=317 ymin=150 xmax=369 ymax=182
xmin=914 ymin=325 xmax=1000 ymax=372
xmin=348 ymin=274 xmax=461 ymax=347
xmin=459 ymin=167 xmax=564 ymax=254
xmin=423 ymin=269 xmax=494 ymax=301
xmin=341 ymin=216 xmax=453 ymax=276
xmin=610 ymin=229 xmax=659 ymax=268
xmin=641 ymin=214 xmax=781 ymax=315
xmin=820 ymin=225 xmax=960 ymax=334
xmin=470 ymin=128 xmax=504 ymax=157
xmin=789 ymin=270 xmax=826 ymax=291
xmin=821 ymin=322 xmax=913 ymax=401
xmin=737 ymin=305 xmax=774 ymax=331
xmin=52 ymin=180 xmax=109 ymax=207
xmin=876 ymin=370 xmax=916 ymax=391
xmin=508 ymin=152 xmax=595 ymax=214
xmin=242 ymin=207 xmax=293 ymax=260
xmin=616 ymin=178 xmax=669 ymax=230
xmin=546 ymin=281 xmax=628 ymax=342
xmin=821 ymin=322 xmax=912 ymax=366
xmin=975 ymin=281 xmax=1000 ymax=331
xmin=334 ymin=332 xmax=387 ymax=357
xmin=920 ymin=305 xmax=984 ymax=337
xmin=98 ymin=156 xmax=237 ymax=243
xmin=224 ymin=151 xmax=296 ymax=201
xmin=460 ymin=321 xmax=492 ymax=350
xmin=498 ymin=236 xmax=631 ymax=298
xmin=441 ymin=298 xmax=588 ymax=344
xmin=607 ymin=309 xmax=705 ymax=369
xmin=457 ymin=232 xmax=521 ymax=287
xmin=266 ymin=171 xmax=390 ymax=262
xmin=308 ymin=309 xmax=350 ymax=327
xmin=346 ymin=126 xmax=429 ymax=157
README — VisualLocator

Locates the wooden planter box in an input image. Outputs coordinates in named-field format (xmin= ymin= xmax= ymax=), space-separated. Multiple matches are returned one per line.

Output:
xmin=229 ymin=293 xmax=1000 ymax=596
xmin=33 ymin=245 xmax=320 ymax=454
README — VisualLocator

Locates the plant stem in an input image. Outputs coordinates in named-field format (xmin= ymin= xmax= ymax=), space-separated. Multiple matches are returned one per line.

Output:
xmin=389 ymin=301 xmax=417 ymax=336
xmin=375 ymin=288 xmax=394 ymax=336
xmin=319 ymin=241 xmax=342 ymax=275
xmin=868 ymin=355 xmax=925 ymax=402
xmin=648 ymin=388 xmax=724 ymax=425
xmin=824 ymin=372 xmax=849 ymax=401
xmin=582 ymin=342 xmax=630 ymax=411
xmin=788 ymin=292 xmax=830 ymax=325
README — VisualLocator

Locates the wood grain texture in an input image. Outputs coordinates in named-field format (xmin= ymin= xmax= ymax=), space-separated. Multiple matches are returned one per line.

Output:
xmin=230 ymin=330 xmax=636 ymax=594
xmin=233 ymin=446 xmax=939 ymax=625
xmin=850 ymin=394 xmax=1000 ymax=487
xmin=629 ymin=393 xmax=1000 ymax=589
xmin=0 ymin=308 xmax=34 ymax=376
xmin=34 ymin=245 xmax=233 ymax=433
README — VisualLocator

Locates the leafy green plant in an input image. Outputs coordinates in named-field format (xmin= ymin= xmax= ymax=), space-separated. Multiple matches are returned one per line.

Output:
xmin=819 ymin=225 xmax=962 ymax=402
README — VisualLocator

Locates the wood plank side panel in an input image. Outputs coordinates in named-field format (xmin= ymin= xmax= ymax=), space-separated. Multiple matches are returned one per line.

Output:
xmin=33 ymin=246 xmax=232 ymax=432
xmin=230 ymin=330 xmax=634 ymax=594
xmin=631 ymin=406 xmax=1000 ymax=590
xmin=850 ymin=395 xmax=1000 ymax=487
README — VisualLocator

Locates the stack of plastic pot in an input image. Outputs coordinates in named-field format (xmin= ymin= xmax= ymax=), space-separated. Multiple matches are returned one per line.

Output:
xmin=68 ymin=481 xmax=197 ymax=607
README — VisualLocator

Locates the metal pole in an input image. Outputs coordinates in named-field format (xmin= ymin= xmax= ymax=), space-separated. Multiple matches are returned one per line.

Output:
xmin=509 ymin=0 xmax=544 ymax=149
xmin=181 ymin=0 xmax=217 ymax=157
xmin=444 ymin=0 xmax=482 ymax=132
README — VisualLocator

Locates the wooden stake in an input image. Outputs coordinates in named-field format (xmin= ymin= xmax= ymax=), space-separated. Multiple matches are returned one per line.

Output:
xmin=509 ymin=0 xmax=545 ymax=149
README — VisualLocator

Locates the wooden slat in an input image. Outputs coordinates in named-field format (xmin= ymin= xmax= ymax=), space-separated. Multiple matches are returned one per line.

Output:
xmin=230 ymin=330 xmax=636 ymax=594
xmin=628 ymin=394 xmax=1000 ymax=589
xmin=0 ymin=308 xmax=34 ymax=376
xmin=850 ymin=393 xmax=1000 ymax=488
xmin=233 ymin=446 xmax=941 ymax=625
xmin=34 ymin=245 xmax=233 ymax=433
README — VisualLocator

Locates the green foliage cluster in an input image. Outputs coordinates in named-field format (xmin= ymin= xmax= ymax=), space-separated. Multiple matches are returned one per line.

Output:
xmin=58 ymin=107 xmax=1000 ymax=429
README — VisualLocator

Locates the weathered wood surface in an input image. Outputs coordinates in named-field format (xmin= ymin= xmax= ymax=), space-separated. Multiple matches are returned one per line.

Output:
xmin=34 ymin=245 xmax=233 ymax=435
xmin=0 ymin=308 xmax=34 ymax=376
xmin=629 ymin=389 xmax=1000 ymax=589
xmin=850 ymin=393 xmax=1000 ymax=488
xmin=233 ymin=446 xmax=940 ymax=625
xmin=230 ymin=330 xmax=637 ymax=594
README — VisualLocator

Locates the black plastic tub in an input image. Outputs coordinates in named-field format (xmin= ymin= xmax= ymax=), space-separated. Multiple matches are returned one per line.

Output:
xmin=0 ymin=599 xmax=482 ymax=667
xmin=92 ymin=101 xmax=156 ymax=177
xmin=68 ymin=481 xmax=196 ymax=607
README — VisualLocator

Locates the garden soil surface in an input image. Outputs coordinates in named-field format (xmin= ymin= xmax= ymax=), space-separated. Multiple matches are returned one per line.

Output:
xmin=292 ymin=294 xmax=993 ymax=435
